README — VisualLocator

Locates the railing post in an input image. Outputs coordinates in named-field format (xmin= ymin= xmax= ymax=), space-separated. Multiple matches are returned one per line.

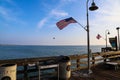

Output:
xmin=24 ymin=64 xmax=28 ymax=80
xmin=104 ymin=55 xmax=107 ymax=62
xmin=76 ymin=58 xmax=80 ymax=68
xmin=92 ymin=56 xmax=95 ymax=66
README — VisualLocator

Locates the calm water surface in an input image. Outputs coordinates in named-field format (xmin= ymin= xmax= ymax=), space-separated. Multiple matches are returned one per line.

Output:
xmin=0 ymin=45 xmax=104 ymax=60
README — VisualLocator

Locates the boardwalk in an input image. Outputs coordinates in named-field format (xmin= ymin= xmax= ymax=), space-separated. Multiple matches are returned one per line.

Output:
xmin=71 ymin=63 xmax=120 ymax=80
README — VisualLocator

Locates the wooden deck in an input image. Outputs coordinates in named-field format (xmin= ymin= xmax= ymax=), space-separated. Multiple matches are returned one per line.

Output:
xmin=71 ymin=63 xmax=120 ymax=80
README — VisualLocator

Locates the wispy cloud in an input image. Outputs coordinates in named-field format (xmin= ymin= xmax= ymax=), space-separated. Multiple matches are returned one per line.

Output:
xmin=37 ymin=9 xmax=69 ymax=29
xmin=37 ymin=0 xmax=73 ymax=29
xmin=0 ymin=0 xmax=25 ymax=25
xmin=0 ymin=6 xmax=16 ymax=21
xmin=95 ymin=0 xmax=120 ymax=24
xmin=0 ymin=6 xmax=8 ymax=17
xmin=4 ymin=0 xmax=17 ymax=6
xmin=50 ymin=10 xmax=68 ymax=17
xmin=61 ymin=0 xmax=77 ymax=2
xmin=89 ymin=0 xmax=120 ymax=43
xmin=37 ymin=18 xmax=48 ymax=29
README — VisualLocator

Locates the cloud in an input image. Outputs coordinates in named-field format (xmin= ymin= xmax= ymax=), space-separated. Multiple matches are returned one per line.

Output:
xmin=61 ymin=0 xmax=77 ymax=2
xmin=0 ymin=6 xmax=17 ymax=21
xmin=95 ymin=0 xmax=120 ymax=23
xmin=0 ymin=0 xmax=18 ymax=16
xmin=0 ymin=1 xmax=26 ymax=25
xmin=0 ymin=6 xmax=10 ymax=19
xmin=37 ymin=18 xmax=48 ymax=29
xmin=0 ymin=6 xmax=20 ymax=24
xmin=88 ymin=0 xmax=120 ymax=44
xmin=4 ymin=0 xmax=17 ymax=6
xmin=37 ymin=9 xmax=69 ymax=29
xmin=50 ymin=10 xmax=68 ymax=17
xmin=37 ymin=0 xmax=70 ymax=29
xmin=37 ymin=0 xmax=80 ymax=29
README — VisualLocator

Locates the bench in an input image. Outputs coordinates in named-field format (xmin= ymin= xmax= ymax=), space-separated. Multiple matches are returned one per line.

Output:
xmin=106 ymin=62 xmax=118 ymax=70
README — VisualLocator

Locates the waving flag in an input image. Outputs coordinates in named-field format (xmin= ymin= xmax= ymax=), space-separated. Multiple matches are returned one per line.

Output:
xmin=96 ymin=34 xmax=102 ymax=39
xmin=56 ymin=17 xmax=77 ymax=30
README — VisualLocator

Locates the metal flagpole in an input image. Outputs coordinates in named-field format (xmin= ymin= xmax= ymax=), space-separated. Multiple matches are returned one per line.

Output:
xmin=77 ymin=22 xmax=87 ymax=31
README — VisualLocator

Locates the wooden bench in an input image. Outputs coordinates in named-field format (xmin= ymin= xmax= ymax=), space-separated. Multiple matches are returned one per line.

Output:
xmin=105 ymin=62 xmax=119 ymax=70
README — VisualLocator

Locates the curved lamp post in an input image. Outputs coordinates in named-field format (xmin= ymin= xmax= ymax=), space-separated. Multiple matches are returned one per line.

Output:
xmin=86 ymin=0 xmax=98 ymax=74
xmin=116 ymin=27 xmax=120 ymax=50
xmin=105 ymin=29 xmax=110 ymax=48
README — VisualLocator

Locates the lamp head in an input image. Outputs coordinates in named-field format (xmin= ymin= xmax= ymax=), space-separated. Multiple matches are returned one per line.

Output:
xmin=89 ymin=2 xmax=98 ymax=11
xmin=116 ymin=27 xmax=120 ymax=30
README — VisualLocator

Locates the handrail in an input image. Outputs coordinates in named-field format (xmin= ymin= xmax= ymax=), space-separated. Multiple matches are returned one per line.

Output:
xmin=0 ymin=51 xmax=120 ymax=80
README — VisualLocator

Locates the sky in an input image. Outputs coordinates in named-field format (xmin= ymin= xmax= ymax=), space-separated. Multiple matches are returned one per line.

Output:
xmin=0 ymin=0 xmax=120 ymax=45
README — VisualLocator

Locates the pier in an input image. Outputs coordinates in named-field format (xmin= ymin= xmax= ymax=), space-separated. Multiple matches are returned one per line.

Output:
xmin=0 ymin=51 xmax=120 ymax=80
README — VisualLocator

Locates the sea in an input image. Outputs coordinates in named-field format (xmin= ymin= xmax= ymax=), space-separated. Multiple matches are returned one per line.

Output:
xmin=0 ymin=45 xmax=104 ymax=60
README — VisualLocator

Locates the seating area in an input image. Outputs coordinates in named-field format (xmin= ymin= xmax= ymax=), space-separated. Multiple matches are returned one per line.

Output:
xmin=105 ymin=61 xmax=120 ymax=70
xmin=103 ymin=51 xmax=120 ymax=70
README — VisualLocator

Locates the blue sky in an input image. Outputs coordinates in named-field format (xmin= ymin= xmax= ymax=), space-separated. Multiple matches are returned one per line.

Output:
xmin=0 ymin=0 xmax=120 ymax=45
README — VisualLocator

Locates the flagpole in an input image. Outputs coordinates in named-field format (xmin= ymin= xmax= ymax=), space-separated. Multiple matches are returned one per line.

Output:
xmin=77 ymin=22 xmax=87 ymax=31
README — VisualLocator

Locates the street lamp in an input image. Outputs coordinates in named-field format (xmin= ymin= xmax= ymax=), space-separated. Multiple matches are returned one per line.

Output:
xmin=105 ymin=29 xmax=110 ymax=48
xmin=86 ymin=0 xmax=98 ymax=74
xmin=116 ymin=27 xmax=120 ymax=50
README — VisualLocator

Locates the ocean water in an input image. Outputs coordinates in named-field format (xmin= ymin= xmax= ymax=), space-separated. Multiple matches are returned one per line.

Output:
xmin=0 ymin=45 xmax=104 ymax=60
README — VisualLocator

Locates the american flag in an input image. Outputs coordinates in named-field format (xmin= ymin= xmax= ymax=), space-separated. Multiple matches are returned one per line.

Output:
xmin=96 ymin=34 xmax=102 ymax=39
xmin=56 ymin=17 xmax=77 ymax=30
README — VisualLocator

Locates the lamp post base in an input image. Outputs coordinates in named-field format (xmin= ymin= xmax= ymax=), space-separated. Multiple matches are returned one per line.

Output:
xmin=78 ymin=69 xmax=92 ymax=77
xmin=88 ymin=69 xmax=92 ymax=74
